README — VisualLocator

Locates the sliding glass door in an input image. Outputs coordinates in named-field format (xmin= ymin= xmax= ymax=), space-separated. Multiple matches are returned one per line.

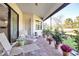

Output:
xmin=0 ymin=3 xmax=19 ymax=43
xmin=1 ymin=3 xmax=19 ymax=43
xmin=10 ymin=9 xmax=19 ymax=43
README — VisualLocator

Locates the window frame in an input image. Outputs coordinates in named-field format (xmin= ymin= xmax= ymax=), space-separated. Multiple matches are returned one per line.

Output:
xmin=35 ymin=20 xmax=42 ymax=30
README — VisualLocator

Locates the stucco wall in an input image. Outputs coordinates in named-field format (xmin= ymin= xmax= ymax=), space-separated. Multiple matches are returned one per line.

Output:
xmin=23 ymin=14 xmax=43 ymax=36
xmin=8 ymin=3 xmax=43 ymax=36
xmin=23 ymin=13 xmax=32 ymax=35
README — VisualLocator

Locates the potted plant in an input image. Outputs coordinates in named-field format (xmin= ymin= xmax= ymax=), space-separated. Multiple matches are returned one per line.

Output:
xmin=17 ymin=37 xmax=25 ymax=46
xmin=43 ymin=29 xmax=52 ymax=38
xmin=46 ymin=35 xmax=53 ymax=45
xmin=61 ymin=44 xmax=72 ymax=56
xmin=43 ymin=29 xmax=53 ymax=45
xmin=52 ymin=28 xmax=62 ymax=49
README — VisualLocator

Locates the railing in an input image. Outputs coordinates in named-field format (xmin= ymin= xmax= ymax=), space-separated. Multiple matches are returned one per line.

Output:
xmin=70 ymin=49 xmax=79 ymax=56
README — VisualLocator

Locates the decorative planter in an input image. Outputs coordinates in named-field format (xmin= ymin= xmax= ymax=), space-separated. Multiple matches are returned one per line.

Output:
xmin=55 ymin=44 xmax=59 ymax=49
xmin=55 ymin=42 xmax=61 ymax=49
xmin=18 ymin=40 xmax=25 ymax=46
xmin=61 ymin=44 xmax=72 ymax=56
xmin=47 ymin=38 xmax=52 ymax=45
xmin=63 ymin=51 xmax=69 ymax=56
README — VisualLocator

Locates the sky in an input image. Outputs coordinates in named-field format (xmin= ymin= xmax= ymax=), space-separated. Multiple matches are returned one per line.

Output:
xmin=44 ymin=3 xmax=79 ymax=26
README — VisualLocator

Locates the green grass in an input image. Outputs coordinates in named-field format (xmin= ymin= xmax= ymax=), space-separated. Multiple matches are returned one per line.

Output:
xmin=62 ymin=37 xmax=77 ymax=49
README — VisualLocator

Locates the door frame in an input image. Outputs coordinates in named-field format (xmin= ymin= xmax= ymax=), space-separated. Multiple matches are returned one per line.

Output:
xmin=4 ymin=3 xmax=19 ymax=43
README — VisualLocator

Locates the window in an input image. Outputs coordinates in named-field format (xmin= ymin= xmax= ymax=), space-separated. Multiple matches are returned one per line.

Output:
xmin=0 ymin=4 xmax=8 ymax=38
xmin=10 ymin=9 xmax=19 ymax=43
xmin=36 ymin=20 xmax=42 ymax=30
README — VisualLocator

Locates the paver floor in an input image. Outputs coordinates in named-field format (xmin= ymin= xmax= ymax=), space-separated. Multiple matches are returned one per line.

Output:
xmin=25 ymin=37 xmax=63 ymax=56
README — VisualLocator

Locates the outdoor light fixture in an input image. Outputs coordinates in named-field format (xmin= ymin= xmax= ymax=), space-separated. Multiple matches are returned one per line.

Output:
xmin=35 ymin=3 xmax=38 ymax=6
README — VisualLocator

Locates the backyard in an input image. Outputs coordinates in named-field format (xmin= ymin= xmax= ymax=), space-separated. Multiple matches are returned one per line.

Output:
xmin=43 ymin=3 xmax=79 ymax=55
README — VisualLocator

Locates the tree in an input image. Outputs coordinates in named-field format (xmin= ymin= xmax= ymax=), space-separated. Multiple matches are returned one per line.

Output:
xmin=75 ymin=16 xmax=79 ymax=28
xmin=72 ymin=16 xmax=79 ymax=28
xmin=76 ymin=16 xmax=79 ymax=22
xmin=64 ymin=18 xmax=73 ymax=28
xmin=53 ymin=15 xmax=64 ymax=31
xmin=73 ymin=20 xmax=78 ymax=28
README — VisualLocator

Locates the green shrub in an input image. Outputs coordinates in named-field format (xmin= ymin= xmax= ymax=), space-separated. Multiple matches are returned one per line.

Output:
xmin=43 ymin=29 xmax=52 ymax=35
xmin=52 ymin=28 xmax=63 ymax=44
xmin=74 ymin=30 xmax=79 ymax=51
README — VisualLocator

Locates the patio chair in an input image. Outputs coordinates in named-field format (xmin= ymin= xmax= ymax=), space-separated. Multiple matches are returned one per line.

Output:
xmin=0 ymin=32 xmax=23 ymax=56
xmin=0 ymin=43 xmax=5 ymax=56
xmin=0 ymin=32 xmax=41 ymax=56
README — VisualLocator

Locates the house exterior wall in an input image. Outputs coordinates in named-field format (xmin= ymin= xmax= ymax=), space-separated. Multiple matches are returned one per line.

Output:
xmin=23 ymin=14 xmax=43 ymax=36
xmin=8 ymin=3 xmax=43 ymax=37
xmin=32 ymin=15 xmax=43 ymax=36
xmin=23 ymin=13 xmax=32 ymax=36
xmin=8 ymin=3 xmax=24 ymax=35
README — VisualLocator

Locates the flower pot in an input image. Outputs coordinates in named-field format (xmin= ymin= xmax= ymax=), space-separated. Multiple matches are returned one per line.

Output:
xmin=61 ymin=44 xmax=72 ymax=56
xmin=18 ymin=40 xmax=25 ymax=46
xmin=47 ymin=38 xmax=52 ymax=45
xmin=63 ymin=51 xmax=69 ymax=56
xmin=55 ymin=42 xmax=61 ymax=49
xmin=49 ymin=40 xmax=52 ymax=44
xmin=55 ymin=44 xmax=59 ymax=49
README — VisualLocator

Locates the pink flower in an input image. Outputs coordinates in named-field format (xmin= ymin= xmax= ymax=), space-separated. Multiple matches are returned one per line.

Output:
xmin=61 ymin=44 xmax=72 ymax=52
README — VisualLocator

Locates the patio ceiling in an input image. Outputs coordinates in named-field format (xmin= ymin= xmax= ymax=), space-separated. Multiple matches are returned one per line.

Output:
xmin=17 ymin=3 xmax=64 ymax=20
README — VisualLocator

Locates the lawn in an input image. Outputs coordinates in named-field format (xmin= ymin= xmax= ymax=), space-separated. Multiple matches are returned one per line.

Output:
xmin=62 ymin=37 xmax=77 ymax=49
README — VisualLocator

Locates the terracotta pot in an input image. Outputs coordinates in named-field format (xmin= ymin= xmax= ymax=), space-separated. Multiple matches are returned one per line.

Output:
xmin=55 ymin=44 xmax=59 ymax=49
xmin=47 ymin=38 xmax=52 ymax=45
xmin=49 ymin=41 xmax=52 ymax=44
xmin=55 ymin=42 xmax=62 ymax=49
xmin=63 ymin=51 xmax=69 ymax=56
